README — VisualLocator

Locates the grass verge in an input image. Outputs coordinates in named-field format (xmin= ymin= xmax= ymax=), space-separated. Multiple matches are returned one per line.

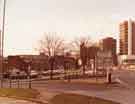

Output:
xmin=0 ymin=88 xmax=39 ymax=99
xmin=50 ymin=93 xmax=120 ymax=104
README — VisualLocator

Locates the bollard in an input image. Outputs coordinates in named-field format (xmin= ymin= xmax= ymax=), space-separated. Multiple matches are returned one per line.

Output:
xmin=108 ymin=73 xmax=112 ymax=83
xmin=9 ymin=78 xmax=12 ymax=88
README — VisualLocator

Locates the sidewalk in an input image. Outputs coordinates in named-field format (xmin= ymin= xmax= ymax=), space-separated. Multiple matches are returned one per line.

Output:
xmin=68 ymin=88 xmax=135 ymax=104
xmin=34 ymin=79 xmax=135 ymax=104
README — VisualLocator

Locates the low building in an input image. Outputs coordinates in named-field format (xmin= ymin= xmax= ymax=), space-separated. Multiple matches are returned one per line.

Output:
xmin=8 ymin=54 xmax=49 ymax=72
xmin=80 ymin=42 xmax=114 ymax=74
xmin=96 ymin=50 xmax=113 ymax=71
xmin=50 ymin=55 xmax=76 ymax=70
xmin=118 ymin=55 xmax=135 ymax=69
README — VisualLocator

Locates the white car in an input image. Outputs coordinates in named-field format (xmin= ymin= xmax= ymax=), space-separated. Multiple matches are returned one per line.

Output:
xmin=30 ymin=70 xmax=38 ymax=78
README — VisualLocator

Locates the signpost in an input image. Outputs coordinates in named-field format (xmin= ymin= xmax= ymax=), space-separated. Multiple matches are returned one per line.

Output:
xmin=96 ymin=51 xmax=113 ymax=83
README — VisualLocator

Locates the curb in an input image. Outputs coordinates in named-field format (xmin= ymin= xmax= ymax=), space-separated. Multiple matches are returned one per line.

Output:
xmin=115 ymin=78 xmax=133 ymax=90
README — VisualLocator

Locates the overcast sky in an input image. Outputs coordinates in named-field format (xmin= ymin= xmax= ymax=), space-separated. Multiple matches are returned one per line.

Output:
xmin=0 ymin=0 xmax=134 ymax=56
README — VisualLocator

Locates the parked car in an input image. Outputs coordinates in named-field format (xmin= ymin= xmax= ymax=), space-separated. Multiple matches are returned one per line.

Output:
xmin=3 ymin=72 xmax=10 ymax=79
xmin=41 ymin=69 xmax=64 ymax=76
xmin=29 ymin=70 xmax=38 ymax=78
xmin=41 ymin=70 xmax=50 ymax=76
xmin=19 ymin=71 xmax=27 ymax=79
xmin=9 ymin=68 xmax=20 ymax=79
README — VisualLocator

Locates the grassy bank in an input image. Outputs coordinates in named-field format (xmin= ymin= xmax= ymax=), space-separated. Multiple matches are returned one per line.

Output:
xmin=0 ymin=88 xmax=39 ymax=99
xmin=50 ymin=93 xmax=120 ymax=104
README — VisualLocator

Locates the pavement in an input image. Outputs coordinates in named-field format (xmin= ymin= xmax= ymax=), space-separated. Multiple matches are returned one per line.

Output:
xmin=33 ymin=70 xmax=135 ymax=104
xmin=32 ymin=75 xmax=135 ymax=104
xmin=68 ymin=87 xmax=135 ymax=104
xmin=113 ymin=70 xmax=135 ymax=89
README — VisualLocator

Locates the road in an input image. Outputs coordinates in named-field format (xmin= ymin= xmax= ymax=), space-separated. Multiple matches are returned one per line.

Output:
xmin=1 ymin=69 xmax=135 ymax=89
xmin=113 ymin=69 xmax=135 ymax=89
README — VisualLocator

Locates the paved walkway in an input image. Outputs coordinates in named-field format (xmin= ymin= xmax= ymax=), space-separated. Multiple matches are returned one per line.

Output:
xmin=34 ymin=80 xmax=135 ymax=104
xmin=0 ymin=97 xmax=37 ymax=104
xmin=68 ymin=88 xmax=135 ymax=104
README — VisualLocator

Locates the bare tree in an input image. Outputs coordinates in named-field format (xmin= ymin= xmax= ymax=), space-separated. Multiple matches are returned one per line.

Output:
xmin=71 ymin=36 xmax=91 ymax=53
xmin=39 ymin=32 xmax=65 ymax=57
xmin=71 ymin=36 xmax=92 ymax=75
xmin=39 ymin=32 xmax=65 ymax=79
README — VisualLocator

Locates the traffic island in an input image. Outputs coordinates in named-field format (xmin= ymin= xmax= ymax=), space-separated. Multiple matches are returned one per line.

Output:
xmin=50 ymin=93 xmax=120 ymax=104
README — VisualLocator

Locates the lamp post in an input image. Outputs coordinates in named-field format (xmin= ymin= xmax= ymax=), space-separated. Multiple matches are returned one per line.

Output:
xmin=0 ymin=0 xmax=6 ymax=88
xmin=28 ymin=64 xmax=31 ymax=88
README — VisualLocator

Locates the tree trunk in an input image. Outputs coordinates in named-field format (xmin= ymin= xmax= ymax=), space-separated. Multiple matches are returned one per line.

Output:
xmin=50 ymin=67 xmax=53 ymax=80
xmin=83 ymin=64 xmax=85 ymax=76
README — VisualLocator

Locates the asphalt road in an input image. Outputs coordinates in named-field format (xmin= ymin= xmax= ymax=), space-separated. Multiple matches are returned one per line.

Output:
xmin=113 ymin=69 xmax=135 ymax=89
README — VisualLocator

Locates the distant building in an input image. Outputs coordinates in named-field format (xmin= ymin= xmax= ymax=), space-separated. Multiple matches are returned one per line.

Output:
xmin=8 ymin=56 xmax=23 ymax=70
xmin=7 ymin=53 xmax=77 ymax=72
xmin=87 ymin=46 xmax=99 ymax=59
xmin=19 ymin=54 xmax=49 ymax=71
xmin=102 ymin=37 xmax=116 ymax=54
xmin=80 ymin=44 xmax=113 ymax=74
xmin=52 ymin=55 xmax=76 ymax=70
xmin=100 ymin=37 xmax=117 ymax=65
xmin=8 ymin=54 xmax=49 ymax=72
xmin=119 ymin=19 xmax=135 ymax=65
xmin=96 ymin=50 xmax=113 ymax=73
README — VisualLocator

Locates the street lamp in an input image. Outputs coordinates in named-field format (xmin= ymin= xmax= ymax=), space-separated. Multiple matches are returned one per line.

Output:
xmin=28 ymin=63 xmax=31 ymax=88
xmin=0 ymin=0 xmax=6 ymax=88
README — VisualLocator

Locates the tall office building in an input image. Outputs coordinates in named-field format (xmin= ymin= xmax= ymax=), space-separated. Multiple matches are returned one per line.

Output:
xmin=119 ymin=19 xmax=135 ymax=64
xmin=102 ymin=37 xmax=116 ymax=55
xmin=99 ymin=37 xmax=117 ymax=65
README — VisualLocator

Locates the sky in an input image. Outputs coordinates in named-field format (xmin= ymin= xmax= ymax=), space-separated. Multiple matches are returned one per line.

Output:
xmin=0 ymin=0 xmax=135 ymax=56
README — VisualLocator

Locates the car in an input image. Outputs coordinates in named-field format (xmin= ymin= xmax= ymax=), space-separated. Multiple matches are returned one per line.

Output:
xmin=3 ymin=72 xmax=10 ymax=79
xmin=29 ymin=70 xmax=38 ymax=78
xmin=9 ymin=68 xmax=20 ymax=79
xmin=41 ymin=69 xmax=64 ymax=76
xmin=41 ymin=70 xmax=50 ymax=76
xmin=19 ymin=71 xmax=27 ymax=79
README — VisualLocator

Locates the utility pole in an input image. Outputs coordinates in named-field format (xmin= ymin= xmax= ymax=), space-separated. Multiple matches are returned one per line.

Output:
xmin=1 ymin=0 xmax=7 ymax=88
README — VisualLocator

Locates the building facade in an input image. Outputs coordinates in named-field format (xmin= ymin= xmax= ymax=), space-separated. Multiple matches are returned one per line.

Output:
xmin=119 ymin=19 xmax=135 ymax=64
xmin=120 ymin=19 xmax=135 ymax=55
xmin=102 ymin=37 xmax=116 ymax=55
xmin=8 ymin=54 xmax=49 ymax=72
xmin=119 ymin=20 xmax=128 ymax=55
xmin=100 ymin=37 xmax=117 ymax=65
